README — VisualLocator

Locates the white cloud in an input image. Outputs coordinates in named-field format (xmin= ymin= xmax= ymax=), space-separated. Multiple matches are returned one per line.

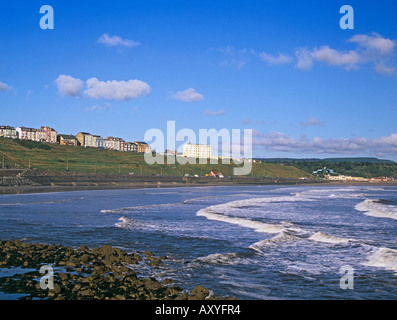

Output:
xmin=311 ymin=46 xmax=360 ymax=70
xmin=349 ymin=33 xmax=395 ymax=55
xmin=55 ymin=75 xmax=151 ymax=101
xmin=84 ymin=78 xmax=151 ymax=101
xmin=170 ymin=88 xmax=204 ymax=102
xmin=296 ymin=46 xmax=360 ymax=70
xmin=0 ymin=81 xmax=12 ymax=92
xmin=203 ymin=109 xmax=226 ymax=116
xmin=98 ymin=33 xmax=140 ymax=48
xmin=259 ymin=52 xmax=293 ymax=65
xmin=54 ymin=75 xmax=84 ymax=96
xmin=252 ymin=132 xmax=397 ymax=156
xmin=374 ymin=62 xmax=395 ymax=75
xmin=295 ymin=33 xmax=396 ymax=74
xmin=295 ymin=48 xmax=314 ymax=70
xmin=299 ymin=117 xmax=325 ymax=128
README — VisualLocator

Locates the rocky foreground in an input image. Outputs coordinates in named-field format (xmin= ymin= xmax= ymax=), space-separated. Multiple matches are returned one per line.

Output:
xmin=0 ymin=240 xmax=228 ymax=300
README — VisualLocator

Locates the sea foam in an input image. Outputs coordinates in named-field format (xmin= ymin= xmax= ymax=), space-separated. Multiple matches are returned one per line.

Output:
xmin=355 ymin=199 xmax=397 ymax=220
xmin=363 ymin=247 xmax=397 ymax=275
xmin=197 ymin=207 xmax=285 ymax=234
xmin=308 ymin=232 xmax=352 ymax=244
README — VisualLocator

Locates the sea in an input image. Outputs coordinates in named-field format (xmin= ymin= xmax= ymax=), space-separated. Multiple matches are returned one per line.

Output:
xmin=0 ymin=184 xmax=396 ymax=300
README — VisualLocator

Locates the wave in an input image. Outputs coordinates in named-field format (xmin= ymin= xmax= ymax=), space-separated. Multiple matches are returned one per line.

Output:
xmin=197 ymin=207 xmax=285 ymax=234
xmin=101 ymin=202 xmax=183 ymax=214
xmin=308 ymin=232 xmax=352 ymax=244
xmin=248 ymin=231 xmax=301 ymax=253
xmin=115 ymin=216 xmax=144 ymax=230
xmin=193 ymin=252 xmax=249 ymax=265
xmin=355 ymin=199 xmax=397 ymax=220
xmin=294 ymin=188 xmax=367 ymax=200
xmin=363 ymin=247 xmax=397 ymax=275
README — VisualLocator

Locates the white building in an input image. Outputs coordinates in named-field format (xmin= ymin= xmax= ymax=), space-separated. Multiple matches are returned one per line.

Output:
xmin=16 ymin=127 xmax=38 ymax=141
xmin=0 ymin=126 xmax=17 ymax=139
xmin=16 ymin=126 xmax=57 ymax=143
xmin=182 ymin=143 xmax=212 ymax=159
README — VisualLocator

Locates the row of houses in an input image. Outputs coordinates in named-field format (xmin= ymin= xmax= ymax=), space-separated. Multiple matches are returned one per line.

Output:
xmin=0 ymin=125 xmax=151 ymax=153
xmin=324 ymin=175 xmax=394 ymax=182
xmin=74 ymin=132 xmax=150 ymax=153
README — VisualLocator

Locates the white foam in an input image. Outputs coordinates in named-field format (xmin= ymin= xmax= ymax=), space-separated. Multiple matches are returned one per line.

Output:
xmin=363 ymin=247 xmax=397 ymax=275
xmin=355 ymin=199 xmax=397 ymax=220
xmin=249 ymin=231 xmax=299 ymax=253
xmin=115 ymin=216 xmax=143 ymax=230
xmin=197 ymin=207 xmax=285 ymax=234
xmin=102 ymin=202 xmax=181 ymax=214
xmin=194 ymin=253 xmax=246 ymax=265
xmin=308 ymin=232 xmax=352 ymax=244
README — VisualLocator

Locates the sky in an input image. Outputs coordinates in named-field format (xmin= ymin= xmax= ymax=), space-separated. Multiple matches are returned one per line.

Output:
xmin=1 ymin=0 xmax=397 ymax=160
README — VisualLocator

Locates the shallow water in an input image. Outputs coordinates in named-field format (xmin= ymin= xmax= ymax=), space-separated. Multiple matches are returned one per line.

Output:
xmin=0 ymin=185 xmax=396 ymax=300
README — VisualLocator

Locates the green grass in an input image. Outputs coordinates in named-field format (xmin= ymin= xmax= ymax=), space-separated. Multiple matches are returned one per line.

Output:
xmin=0 ymin=137 xmax=311 ymax=178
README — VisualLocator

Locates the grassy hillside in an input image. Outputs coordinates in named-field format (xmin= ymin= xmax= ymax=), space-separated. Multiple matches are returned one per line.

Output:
xmin=0 ymin=138 xmax=310 ymax=178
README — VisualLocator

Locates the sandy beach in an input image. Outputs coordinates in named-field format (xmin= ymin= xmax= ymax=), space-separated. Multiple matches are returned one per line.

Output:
xmin=1 ymin=179 xmax=396 ymax=195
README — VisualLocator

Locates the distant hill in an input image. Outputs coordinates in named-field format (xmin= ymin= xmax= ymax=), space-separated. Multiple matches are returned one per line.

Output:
xmin=0 ymin=137 xmax=310 ymax=179
xmin=258 ymin=157 xmax=395 ymax=164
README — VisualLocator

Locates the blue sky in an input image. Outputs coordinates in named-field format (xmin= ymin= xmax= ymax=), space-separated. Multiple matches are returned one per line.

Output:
xmin=1 ymin=0 xmax=397 ymax=160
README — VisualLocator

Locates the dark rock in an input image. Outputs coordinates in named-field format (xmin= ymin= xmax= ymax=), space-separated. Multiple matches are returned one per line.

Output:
xmin=189 ymin=285 xmax=210 ymax=300
xmin=94 ymin=245 xmax=116 ymax=257
xmin=144 ymin=278 xmax=163 ymax=292
xmin=144 ymin=250 xmax=154 ymax=257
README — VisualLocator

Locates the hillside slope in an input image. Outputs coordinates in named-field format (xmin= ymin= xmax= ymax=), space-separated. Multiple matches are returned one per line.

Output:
xmin=0 ymin=138 xmax=310 ymax=178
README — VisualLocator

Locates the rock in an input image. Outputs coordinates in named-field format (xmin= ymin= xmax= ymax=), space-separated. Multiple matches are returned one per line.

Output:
xmin=144 ymin=278 xmax=163 ymax=292
xmin=79 ymin=254 xmax=91 ymax=263
xmin=147 ymin=257 xmax=162 ymax=267
xmin=79 ymin=245 xmax=90 ymax=253
xmin=165 ymin=286 xmax=182 ymax=297
xmin=144 ymin=250 xmax=154 ymax=257
xmin=53 ymin=284 xmax=62 ymax=294
xmin=58 ymin=273 xmax=69 ymax=281
xmin=78 ymin=288 xmax=94 ymax=298
xmin=189 ymin=285 xmax=210 ymax=300
xmin=94 ymin=245 xmax=116 ymax=257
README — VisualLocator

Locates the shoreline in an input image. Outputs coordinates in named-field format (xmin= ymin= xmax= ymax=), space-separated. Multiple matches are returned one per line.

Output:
xmin=1 ymin=180 xmax=396 ymax=195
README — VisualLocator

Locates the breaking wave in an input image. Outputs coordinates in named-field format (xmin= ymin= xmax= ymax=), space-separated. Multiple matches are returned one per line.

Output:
xmin=363 ymin=247 xmax=397 ymax=275
xmin=197 ymin=207 xmax=285 ymax=234
xmin=193 ymin=252 xmax=250 ymax=265
xmin=248 ymin=231 xmax=301 ymax=253
xmin=355 ymin=199 xmax=397 ymax=220
xmin=308 ymin=232 xmax=352 ymax=244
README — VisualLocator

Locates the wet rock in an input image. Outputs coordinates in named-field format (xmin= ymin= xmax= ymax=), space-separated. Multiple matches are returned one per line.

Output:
xmin=144 ymin=250 xmax=154 ymax=257
xmin=94 ymin=244 xmax=116 ymax=257
xmin=189 ymin=285 xmax=210 ymax=300
xmin=147 ymin=257 xmax=162 ymax=267
xmin=144 ymin=278 xmax=163 ymax=292
xmin=0 ymin=239 xmax=228 ymax=301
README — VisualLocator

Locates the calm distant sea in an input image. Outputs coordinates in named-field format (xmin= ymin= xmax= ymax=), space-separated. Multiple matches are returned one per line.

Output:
xmin=0 ymin=185 xmax=396 ymax=300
